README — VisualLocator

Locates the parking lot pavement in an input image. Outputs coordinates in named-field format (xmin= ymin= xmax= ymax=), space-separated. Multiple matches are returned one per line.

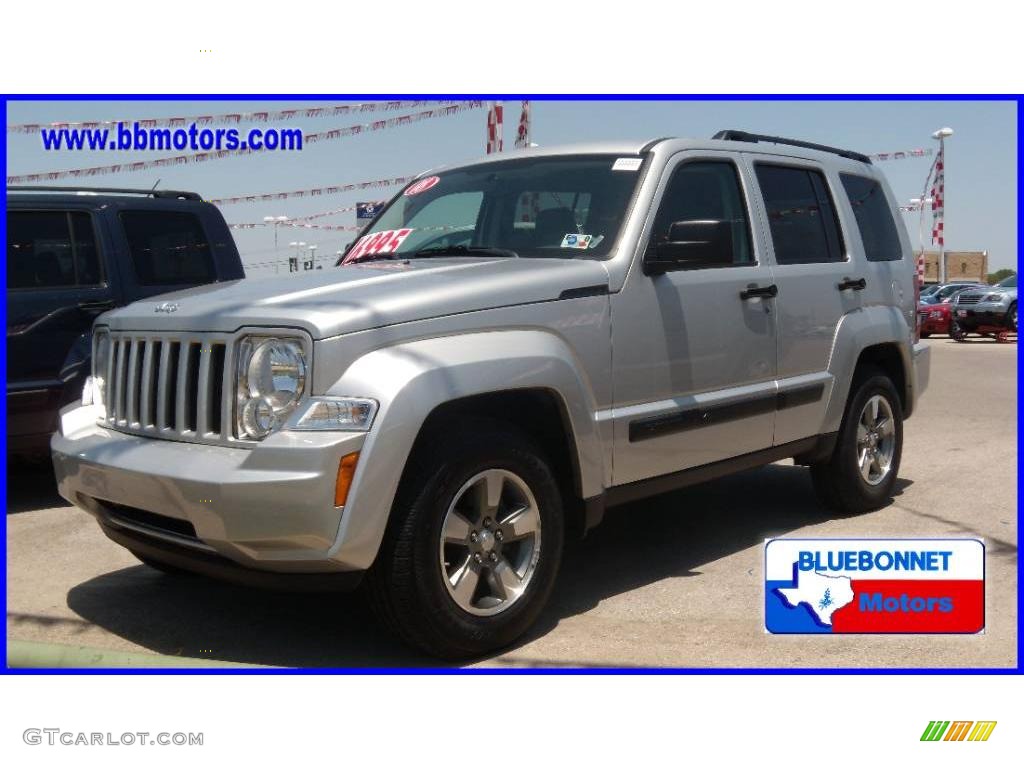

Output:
xmin=6 ymin=337 xmax=1017 ymax=668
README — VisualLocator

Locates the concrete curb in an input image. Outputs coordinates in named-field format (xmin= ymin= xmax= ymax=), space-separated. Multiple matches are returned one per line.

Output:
xmin=7 ymin=639 xmax=270 ymax=669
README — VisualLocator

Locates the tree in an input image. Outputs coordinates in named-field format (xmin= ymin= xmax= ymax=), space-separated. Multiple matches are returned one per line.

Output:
xmin=987 ymin=269 xmax=1016 ymax=285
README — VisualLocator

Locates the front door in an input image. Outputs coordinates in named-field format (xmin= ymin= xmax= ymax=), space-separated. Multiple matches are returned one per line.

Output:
xmin=610 ymin=153 xmax=778 ymax=485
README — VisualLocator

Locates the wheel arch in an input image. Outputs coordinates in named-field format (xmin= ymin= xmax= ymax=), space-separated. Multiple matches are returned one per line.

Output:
xmin=824 ymin=306 xmax=915 ymax=433
xmin=322 ymin=330 xmax=606 ymax=570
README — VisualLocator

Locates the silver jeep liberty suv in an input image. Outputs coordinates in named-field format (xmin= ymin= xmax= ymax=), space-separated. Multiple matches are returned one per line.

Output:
xmin=52 ymin=130 xmax=930 ymax=658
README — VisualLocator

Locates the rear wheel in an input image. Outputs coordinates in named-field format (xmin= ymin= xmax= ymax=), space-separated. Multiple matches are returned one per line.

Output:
xmin=810 ymin=369 xmax=903 ymax=515
xmin=366 ymin=421 xmax=564 ymax=659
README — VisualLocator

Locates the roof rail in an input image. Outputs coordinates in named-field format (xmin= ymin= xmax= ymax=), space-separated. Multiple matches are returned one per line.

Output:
xmin=711 ymin=130 xmax=872 ymax=164
xmin=6 ymin=185 xmax=203 ymax=200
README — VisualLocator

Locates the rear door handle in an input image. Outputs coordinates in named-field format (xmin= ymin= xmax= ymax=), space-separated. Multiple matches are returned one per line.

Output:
xmin=837 ymin=277 xmax=867 ymax=291
xmin=740 ymin=284 xmax=778 ymax=300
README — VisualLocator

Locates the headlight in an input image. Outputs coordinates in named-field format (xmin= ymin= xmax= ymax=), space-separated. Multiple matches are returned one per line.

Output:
xmin=983 ymin=293 xmax=1007 ymax=303
xmin=235 ymin=336 xmax=307 ymax=439
xmin=289 ymin=397 xmax=378 ymax=431
xmin=92 ymin=330 xmax=111 ymax=410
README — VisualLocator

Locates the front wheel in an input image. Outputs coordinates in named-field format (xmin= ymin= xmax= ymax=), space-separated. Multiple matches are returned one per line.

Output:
xmin=810 ymin=369 xmax=903 ymax=515
xmin=1007 ymin=303 xmax=1017 ymax=331
xmin=366 ymin=421 xmax=564 ymax=659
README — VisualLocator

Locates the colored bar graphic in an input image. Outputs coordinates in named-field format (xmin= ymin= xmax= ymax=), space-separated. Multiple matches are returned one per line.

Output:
xmin=921 ymin=721 xmax=949 ymax=741
xmin=967 ymin=721 xmax=997 ymax=741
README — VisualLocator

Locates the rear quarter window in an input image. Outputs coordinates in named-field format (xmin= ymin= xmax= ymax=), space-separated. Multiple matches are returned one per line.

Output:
xmin=840 ymin=174 xmax=903 ymax=262
xmin=120 ymin=210 xmax=216 ymax=286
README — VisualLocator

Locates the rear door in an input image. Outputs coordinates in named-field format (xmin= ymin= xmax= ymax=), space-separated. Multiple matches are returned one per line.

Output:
xmin=745 ymin=157 xmax=858 ymax=446
xmin=6 ymin=207 xmax=118 ymax=438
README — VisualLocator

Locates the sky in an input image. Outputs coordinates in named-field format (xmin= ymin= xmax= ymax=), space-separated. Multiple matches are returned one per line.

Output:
xmin=6 ymin=99 xmax=1018 ymax=272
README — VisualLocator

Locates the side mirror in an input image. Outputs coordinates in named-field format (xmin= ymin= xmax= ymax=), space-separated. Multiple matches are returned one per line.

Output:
xmin=644 ymin=220 xmax=734 ymax=275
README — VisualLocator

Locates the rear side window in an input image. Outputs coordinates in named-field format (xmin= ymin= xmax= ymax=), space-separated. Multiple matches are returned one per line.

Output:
xmin=755 ymin=164 xmax=845 ymax=264
xmin=840 ymin=174 xmax=903 ymax=262
xmin=7 ymin=210 xmax=101 ymax=289
xmin=120 ymin=211 xmax=215 ymax=286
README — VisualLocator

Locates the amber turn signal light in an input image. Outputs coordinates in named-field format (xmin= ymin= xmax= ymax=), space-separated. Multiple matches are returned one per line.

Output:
xmin=334 ymin=452 xmax=360 ymax=507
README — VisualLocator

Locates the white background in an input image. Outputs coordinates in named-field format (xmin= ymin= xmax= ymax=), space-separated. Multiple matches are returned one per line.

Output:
xmin=2 ymin=0 xmax=1020 ymax=764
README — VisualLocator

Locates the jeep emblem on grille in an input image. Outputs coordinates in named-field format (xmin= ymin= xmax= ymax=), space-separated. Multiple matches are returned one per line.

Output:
xmin=154 ymin=302 xmax=179 ymax=313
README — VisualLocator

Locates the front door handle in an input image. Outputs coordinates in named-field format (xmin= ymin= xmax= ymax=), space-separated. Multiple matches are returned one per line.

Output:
xmin=740 ymin=284 xmax=778 ymax=300
xmin=837 ymin=277 xmax=867 ymax=291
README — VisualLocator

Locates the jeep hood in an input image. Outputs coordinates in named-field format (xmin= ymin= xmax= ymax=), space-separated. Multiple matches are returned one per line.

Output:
xmin=99 ymin=257 xmax=611 ymax=338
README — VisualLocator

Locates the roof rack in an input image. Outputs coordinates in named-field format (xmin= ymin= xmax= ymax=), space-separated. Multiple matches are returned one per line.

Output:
xmin=711 ymin=130 xmax=872 ymax=165
xmin=6 ymin=185 xmax=202 ymax=200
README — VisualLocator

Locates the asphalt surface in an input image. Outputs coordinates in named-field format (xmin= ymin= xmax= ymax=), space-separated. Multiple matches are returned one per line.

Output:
xmin=6 ymin=337 xmax=1017 ymax=668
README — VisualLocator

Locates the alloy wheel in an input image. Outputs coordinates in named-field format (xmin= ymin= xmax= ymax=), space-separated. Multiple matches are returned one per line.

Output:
xmin=439 ymin=469 xmax=542 ymax=616
xmin=856 ymin=394 xmax=896 ymax=486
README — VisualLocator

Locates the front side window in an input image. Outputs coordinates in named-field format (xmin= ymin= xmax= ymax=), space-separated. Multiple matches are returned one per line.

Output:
xmin=7 ymin=210 xmax=100 ymax=289
xmin=120 ymin=210 xmax=215 ymax=286
xmin=756 ymin=164 xmax=845 ymax=264
xmin=649 ymin=160 xmax=753 ymax=266
xmin=343 ymin=155 xmax=644 ymax=263
xmin=840 ymin=174 xmax=902 ymax=262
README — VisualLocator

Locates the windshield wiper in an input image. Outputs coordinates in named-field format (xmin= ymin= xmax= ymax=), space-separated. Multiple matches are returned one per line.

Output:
xmin=411 ymin=245 xmax=519 ymax=259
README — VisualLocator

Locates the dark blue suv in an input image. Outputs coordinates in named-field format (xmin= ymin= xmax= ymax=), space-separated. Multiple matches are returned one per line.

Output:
xmin=6 ymin=187 xmax=244 ymax=456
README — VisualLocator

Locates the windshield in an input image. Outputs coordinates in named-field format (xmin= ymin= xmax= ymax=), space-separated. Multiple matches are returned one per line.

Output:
xmin=996 ymin=274 xmax=1017 ymax=288
xmin=341 ymin=155 xmax=644 ymax=264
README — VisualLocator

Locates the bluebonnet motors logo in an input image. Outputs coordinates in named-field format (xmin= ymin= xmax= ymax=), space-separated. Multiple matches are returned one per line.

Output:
xmin=764 ymin=538 xmax=984 ymax=633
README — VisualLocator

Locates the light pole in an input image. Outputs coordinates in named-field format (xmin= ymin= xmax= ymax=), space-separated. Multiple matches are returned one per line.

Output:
xmin=263 ymin=216 xmax=289 ymax=254
xmin=931 ymin=127 xmax=953 ymax=283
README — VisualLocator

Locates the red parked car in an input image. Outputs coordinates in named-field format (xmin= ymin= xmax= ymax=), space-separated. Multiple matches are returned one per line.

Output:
xmin=918 ymin=302 xmax=954 ymax=337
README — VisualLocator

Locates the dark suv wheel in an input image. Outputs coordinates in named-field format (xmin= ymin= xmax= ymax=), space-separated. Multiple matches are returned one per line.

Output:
xmin=366 ymin=420 xmax=564 ymax=659
xmin=810 ymin=367 xmax=903 ymax=515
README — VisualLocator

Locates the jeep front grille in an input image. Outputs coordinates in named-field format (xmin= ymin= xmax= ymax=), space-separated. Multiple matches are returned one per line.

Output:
xmin=956 ymin=294 xmax=982 ymax=305
xmin=102 ymin=332 xmax=234 ymax=445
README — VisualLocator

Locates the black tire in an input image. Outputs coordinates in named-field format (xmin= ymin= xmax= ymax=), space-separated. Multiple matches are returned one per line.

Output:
xmin=1007 ymin=302 xmax=1017 ymax=331
xmin=810 ymin=367 xmax=903 ymax=515
xmin=365 ymin=420 xmax=565 ymax=659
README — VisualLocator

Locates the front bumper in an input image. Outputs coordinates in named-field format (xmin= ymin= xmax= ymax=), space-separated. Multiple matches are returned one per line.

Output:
xmin=52 ymin=403 xmax=367 ymax=576
xmin=954 ymin=301 xmax=1012 ymax=329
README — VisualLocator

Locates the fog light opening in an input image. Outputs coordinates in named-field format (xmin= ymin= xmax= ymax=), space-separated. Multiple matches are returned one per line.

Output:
xmin=334 ymin=452 xmax=360 ymax=507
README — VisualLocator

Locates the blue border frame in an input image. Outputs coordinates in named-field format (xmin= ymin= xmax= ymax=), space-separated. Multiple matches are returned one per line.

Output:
xmin=2 ymin=94 xmax=1021 ymax=674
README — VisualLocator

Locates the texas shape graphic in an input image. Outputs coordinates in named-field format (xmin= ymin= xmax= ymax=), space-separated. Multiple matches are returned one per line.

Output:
xmin=776 ymin=571 xmax=855 ymax=626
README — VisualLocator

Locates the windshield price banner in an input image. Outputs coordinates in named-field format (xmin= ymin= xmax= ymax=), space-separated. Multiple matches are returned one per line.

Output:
xmin=764 ymin=538 xmax=984 ymax=634
xmin=343 ymin=228 xmax=415 ymax=263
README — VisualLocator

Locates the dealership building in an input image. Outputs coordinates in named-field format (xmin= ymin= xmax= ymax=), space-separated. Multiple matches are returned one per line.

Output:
xmin=920 ymin=250 xmax=989 ymax=284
